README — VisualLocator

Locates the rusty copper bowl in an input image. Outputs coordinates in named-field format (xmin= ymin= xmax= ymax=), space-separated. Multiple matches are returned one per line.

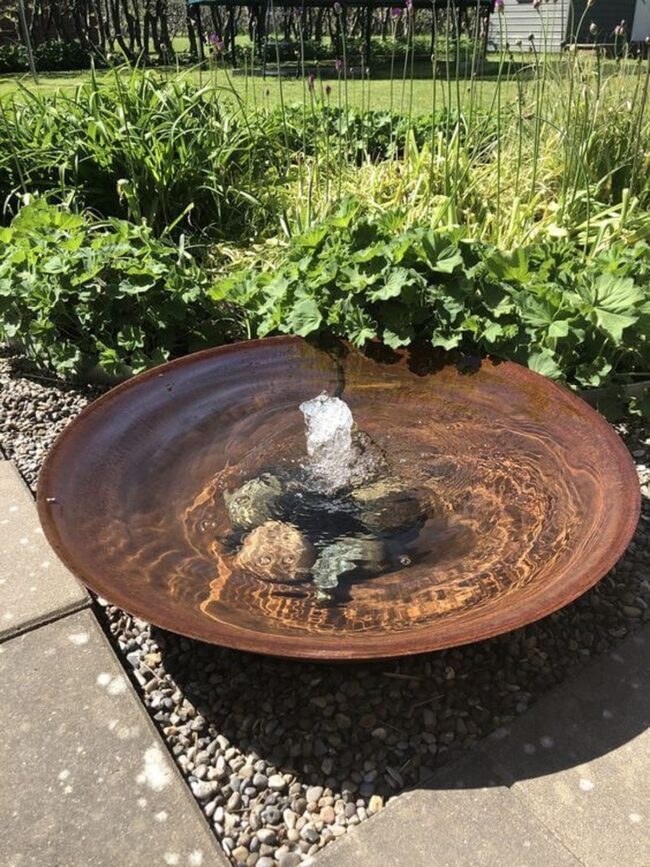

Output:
xmin=37 ymin=338 xmax=639 ymax=660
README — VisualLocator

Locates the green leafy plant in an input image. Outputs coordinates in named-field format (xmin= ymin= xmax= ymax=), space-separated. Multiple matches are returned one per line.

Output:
xmin=0 ymin=72 xmax=293 ymax=239
xmin=0 ymin=43 xmax=28 ymax=74
xmin=212 ymin=202 xmax=650 ymax=400
xmin=0 ymin=199 xmax=240 ymax=377
xmin=0 ymin=40 xmax=94 ymax=73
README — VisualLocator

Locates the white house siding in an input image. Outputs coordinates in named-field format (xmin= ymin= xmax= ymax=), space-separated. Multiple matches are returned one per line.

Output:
xmin=488 ymin=0 xmax=570 ymax=53
xmin=632 ymin=0 xmax=650 ymax=41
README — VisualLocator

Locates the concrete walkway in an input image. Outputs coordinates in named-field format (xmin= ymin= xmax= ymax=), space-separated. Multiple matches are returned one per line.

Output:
xmin=0 ymin=459 xmax=227 ymax=867
xmin=314 ymin=622 xmax=650 ymax=867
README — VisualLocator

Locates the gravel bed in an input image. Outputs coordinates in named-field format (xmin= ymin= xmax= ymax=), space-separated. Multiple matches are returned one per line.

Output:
xmin=2 ymin=348 xmax=649 ymax=867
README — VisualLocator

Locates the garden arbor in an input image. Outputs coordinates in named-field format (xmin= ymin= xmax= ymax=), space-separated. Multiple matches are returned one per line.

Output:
xmin=186 ymin=0 xmax=493 ymax=69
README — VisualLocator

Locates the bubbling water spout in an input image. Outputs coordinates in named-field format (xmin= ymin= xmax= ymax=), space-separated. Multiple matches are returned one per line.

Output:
xmin=299 ymin=392 xmax=356 ymax=492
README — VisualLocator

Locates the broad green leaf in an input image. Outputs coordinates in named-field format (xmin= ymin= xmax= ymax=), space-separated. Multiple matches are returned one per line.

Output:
xmin=285 ymin=297 xmax=322 ymax=337
xmin=380 ymin=303 xmax=415 ymax=349
xmin=296 ymin=225 xmax=328 ymax=250
xmin=575 ymin=358 xmax=613 ymax=388
xmin=485 ymin=248 xmax=530 ymax=283
xmin=344 ymin=307 xmax=377 ymax=346
xmin=482 ymin=321 xmax=504 ymax=343
xmin=594 ymin=310 xmax=638 ymax=343
xmin=42 ymin=256 xmax=67 ymax=274
xmin=432 ymin=333 xmax=462 ymax=351
xmin=547 ymin=319 xmax=570 ymax=338
xmin=340 ymin=266 xmax=372 ymax=293
xmin=368 ymin=268 xmax=415 ymax=302
xmin=421 ymin=232 xmax=463 ymax=274
xmin=589 ymin=274 xmax=643 ymax=313
xmin=528 ymin=348 xmax=562 ymax=379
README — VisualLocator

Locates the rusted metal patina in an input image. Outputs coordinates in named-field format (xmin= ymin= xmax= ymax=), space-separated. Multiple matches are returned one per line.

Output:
xmin=37 ymin=338 xmax=640 ymax=660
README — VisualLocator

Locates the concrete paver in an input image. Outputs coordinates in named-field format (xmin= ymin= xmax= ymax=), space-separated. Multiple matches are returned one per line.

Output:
xmin=0 ymin=607 xmax=227 ymax=867
xmin=484 ymin=628 xmax=650 ymax=867
xmin=315 ymin=754 xmax=581 ymax=867
xmin=314 ymin=624 xmax=650 ymax=867
xmin=0 ymin=460 xmax=88 ymax=640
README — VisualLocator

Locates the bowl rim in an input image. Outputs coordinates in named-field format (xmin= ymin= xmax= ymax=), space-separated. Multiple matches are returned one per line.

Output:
xmin=37 ymin=336 xmax=641 ymax=660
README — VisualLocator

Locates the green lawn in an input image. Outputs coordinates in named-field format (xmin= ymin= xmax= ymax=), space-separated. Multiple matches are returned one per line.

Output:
xmin=1 ymin=53 xmax=640 ymax=115
xmin=0 ymin=62 xmax=522 ymax=114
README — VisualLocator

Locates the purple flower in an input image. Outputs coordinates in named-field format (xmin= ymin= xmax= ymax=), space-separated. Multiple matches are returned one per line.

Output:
xmin=494 ymin=0 xmax=505 ymax=13
xmin=532 ymin=0 xmax=541 ymax=9
xmin=391 ymin=6 xmax=402 ymax=20
xmin=335 ymin=58 xmax=343 ymax=72
xmin=333 ymin=1 xmax=342 ymax=13
xmin=405 ymin=0 xmax=413 ymax=12
xmin=308 ymin=73 xmax=315 ymax=91
xmin=325 ymin=84 xmax=332 ymax=96
xmin=208 ymin=32 xmax=224 ymax=52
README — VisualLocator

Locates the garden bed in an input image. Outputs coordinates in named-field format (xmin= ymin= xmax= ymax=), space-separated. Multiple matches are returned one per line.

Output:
xmin=1 ymin=346 xmax=648 ymax=866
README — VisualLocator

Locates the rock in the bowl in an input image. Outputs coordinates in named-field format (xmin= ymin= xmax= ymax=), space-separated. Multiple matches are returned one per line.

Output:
xmin=224 ymin=473 xmax=283 ymax=530
xmin=235 ymin=520 xmax=316 ymax=582
xmin=353 ymin=478 xmax=428 ymax=534
xmin=312 ymin=535 xmax=386 ymax=597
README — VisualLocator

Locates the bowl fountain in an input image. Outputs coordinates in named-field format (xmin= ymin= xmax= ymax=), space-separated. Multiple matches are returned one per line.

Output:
xmin=37 ymin=337 xmax=640 ymax=660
